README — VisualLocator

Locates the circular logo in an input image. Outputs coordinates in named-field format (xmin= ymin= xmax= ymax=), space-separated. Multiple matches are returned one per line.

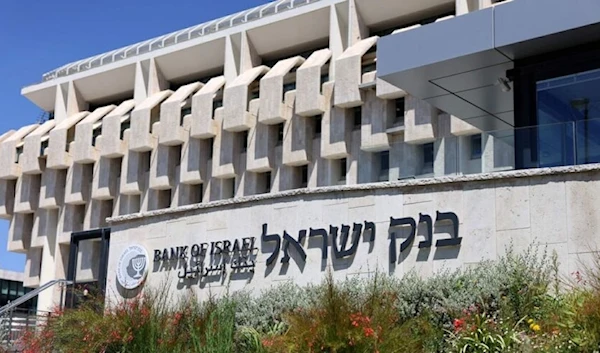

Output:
xmin=116 ymin=245 xmax=149 ymax=290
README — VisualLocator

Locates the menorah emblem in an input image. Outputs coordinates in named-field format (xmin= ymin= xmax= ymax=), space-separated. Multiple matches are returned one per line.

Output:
xmin=131 ymin=256 xmax=146 ymax=279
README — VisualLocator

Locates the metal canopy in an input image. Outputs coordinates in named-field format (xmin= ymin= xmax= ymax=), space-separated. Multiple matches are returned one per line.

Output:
xmin=377 ymin=0 xmax=600 ymax=132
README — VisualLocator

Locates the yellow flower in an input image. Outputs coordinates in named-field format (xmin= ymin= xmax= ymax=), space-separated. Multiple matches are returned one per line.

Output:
xmin=532 ymin=324 xmax=541 ymax=332
xmin=527 ymin=319 xmax=534 ymax=324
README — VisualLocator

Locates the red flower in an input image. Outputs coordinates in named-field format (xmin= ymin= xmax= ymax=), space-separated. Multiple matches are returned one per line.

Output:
xmin=453 ymin=318 xmax=466 ymax=332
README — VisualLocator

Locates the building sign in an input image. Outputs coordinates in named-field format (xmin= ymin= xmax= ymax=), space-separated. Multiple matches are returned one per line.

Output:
xmin=153 ymin=238 xmax=258 ymax=280
xmin=151 ymin=211 xmax=460 ymax=282
xmin=116 ymin=245 xmax=149 ymax=290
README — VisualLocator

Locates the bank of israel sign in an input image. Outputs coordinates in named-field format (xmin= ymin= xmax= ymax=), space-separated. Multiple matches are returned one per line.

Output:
xmin=117 ymin=245 xmax=149 ymax=290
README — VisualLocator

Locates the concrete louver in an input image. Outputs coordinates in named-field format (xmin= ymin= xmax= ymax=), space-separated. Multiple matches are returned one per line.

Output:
xmin=334 ymin=36 xmax=379 ymax=108
xmin=158 ymin=82 xmax=203 ymax=146
xmin=258 ymin=56 xmax=305 ymax=125
xmin=223 ymin=66 xmax=270 ymax=132
xmin=295 ymin=48 xmax=332 ymax=117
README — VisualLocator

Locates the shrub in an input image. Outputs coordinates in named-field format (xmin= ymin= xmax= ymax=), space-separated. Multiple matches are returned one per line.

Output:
xmin=19 ymin=244 xmax=600 ymax=353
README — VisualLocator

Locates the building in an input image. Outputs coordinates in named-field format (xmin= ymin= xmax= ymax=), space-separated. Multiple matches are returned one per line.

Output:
xmin=0 ymin=270 xmax=36 ymax=311
xmin=2 ymin=0 xmax=600 ymax=311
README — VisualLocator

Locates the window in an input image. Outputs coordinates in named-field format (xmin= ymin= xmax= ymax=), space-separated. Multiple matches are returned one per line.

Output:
xmin=339 ymin=158 xmax=347 ymax=182
xmin=353 ymin=107 xmax=362 ymax=130
xmin=276 ymin=123 xmax=284 ymax=146
xmin=260 ymin=172 xmax=272 ymax=194
xmin=40 ymin=138 xmax=49 ymax=156
xmin=212 ymin=99 xmax=223 ymax=114
xmin=15 ymin=145 xmax=23 ymax=163
xmin=379 ymin=151 xmax=390 ymax=181
xmin=300 ymin=165 xmax=309 ymax=188
xmin=120 ymin=119 xmax=131 ymax=140
xmin=313 ymin=115 xmax=322 ymax=137
xmin=1 ymin=280 xmax=8 ymax=295
xmin=241 ymin=131 xmax=249 ymax=153
xmin=249 ymin=81 xmax=260 ymax=100
xmin=361 ymin=46 xmax=377 ymax=75
xmin=470 ymin=134 xmax=482 ymax=159
xmin=394 ymin=98 xmax=405 ymax=126
xmin=283 ymin=82 xmax=296 ymax=98
xmin=207 ymin=138 xmax=214 ymax=159
xmin=181 ymin=106 xmax=192 ymax=125
xmin=223 ymin=178 xmax=235 ymax=199
xmin=91 ymin=126 xmax=102 ymax=147
xmin=320 ymin=74 xmax=329 ymax=85
xmin=422 ymin=143 xmax=434 ymax=171
xmin=142 ymin=151 xmax=152 ymax=173
xmin=48 ymin=111 xmax=55 ymax=120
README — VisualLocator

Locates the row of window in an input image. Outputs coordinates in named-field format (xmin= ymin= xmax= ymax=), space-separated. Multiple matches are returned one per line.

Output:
xmin=0 ymin=279 xmax=37 ymax=310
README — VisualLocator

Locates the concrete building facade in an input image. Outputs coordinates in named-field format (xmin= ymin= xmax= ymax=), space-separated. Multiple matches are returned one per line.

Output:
xmin=3 ymin=0 xmax=600 ymax=311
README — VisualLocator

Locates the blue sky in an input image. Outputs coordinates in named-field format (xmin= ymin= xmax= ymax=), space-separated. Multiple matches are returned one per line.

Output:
xmin=0 ymin=0 xmax=270 ymax=272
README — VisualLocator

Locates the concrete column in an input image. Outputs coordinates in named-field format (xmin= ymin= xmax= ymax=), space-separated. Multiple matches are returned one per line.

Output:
xmin=456 ymin=0 xmax=493 ymax=15
xmin=39 ymin=168 xmax=66 ymax=209
xmin=212 ymin=110 xmax=239 ymax=179
xmin=134 ymin=58 xmax=169 ymax=103
xmin=348 ymin=0 xmax=369 ymax=46
xmin=361 ymin=89 xmax=391 ymax=152
xmin=247 ymin=99 xmax=276 ymax=173
xmin=23 ymin=248 xmax=42 ymax=288
xmin=64 ymin=163 xmax=93 ymax=205
xmin=321 ymin=83 xmax=350 ymax=159
xmin=53 ymin=81 xmax=88 ymax=125
xmin=404 ymin=96 xmax=438 ymax=145
xmin=92 ymin=157 xmax=121 ymax=201
xmin=434 ymin=113 xmax=459 ymax=177
xmin=283 ymin=92 xmax=312 ymax=167
xmin=8 ymin=213 xmax=33 ymax=253
xmin=14 ymin=174 xmax=41 ymax=214
xmin=240 ymin=31 xmax=261 ymax=73
xmin=0 ymin=127 xmax=37 ymax=180
xmin=224 ymin=34 xmax=242 ymax=84
xmin=0 ymin=179 xmax=16 ymax=219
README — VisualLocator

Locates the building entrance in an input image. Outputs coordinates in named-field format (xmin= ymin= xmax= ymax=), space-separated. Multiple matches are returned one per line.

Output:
xmin=65 ymin=228 xmax=110 ymax=309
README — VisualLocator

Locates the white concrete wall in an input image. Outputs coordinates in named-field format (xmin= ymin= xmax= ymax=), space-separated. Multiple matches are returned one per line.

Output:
xmin=105 ymin=167 xmax=600 ymax=304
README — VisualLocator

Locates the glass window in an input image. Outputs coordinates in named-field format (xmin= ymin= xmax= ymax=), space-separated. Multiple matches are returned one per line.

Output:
xmin=241 ymin=131 xmax=248 ymax=153
xmin=300 ymin=165 xmax=309 ymax=188
xmin=91 ymin=127 xmax=102 ymax=147
xmin=395 ymin=98 xmax=405 ymax=125
xmin=212 ymin=99 xmax=223 ymax=113
xmin=0 ymin=280 xmax=8 ymax=295
xmin=423 ymin=143 xmax=434 ymax=172
xmin=536 ymin=67 xmax=600 ymax=167
xmin=276 ymin=123 xmax=284 ymax=146
xmin=470 ymin=134 xmax=482 ymax=160
xmin=339 ymin=158 xmax=347 ymax=182
xmin=353 ymin=107 xmax=362 ymax=130
xmin=8 ymin=281 xmax=17 ymax=297
xmin=313 ymin=115 xmax=322 ymax=137
xmin=379 ymin=151 xmax=390 ymax=181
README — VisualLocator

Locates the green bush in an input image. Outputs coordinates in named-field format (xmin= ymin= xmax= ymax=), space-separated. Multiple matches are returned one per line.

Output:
xmin=18 ymin=246 xmax=600 ymax=353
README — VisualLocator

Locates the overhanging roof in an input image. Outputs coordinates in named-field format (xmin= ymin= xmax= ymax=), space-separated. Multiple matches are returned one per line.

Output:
xmin=377 ymin=0 xmax=600 ymax=131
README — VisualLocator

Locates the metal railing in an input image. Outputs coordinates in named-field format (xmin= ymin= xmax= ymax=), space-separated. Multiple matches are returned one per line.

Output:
xmin=0 ymin=279 xmax=72 ymax=316
xmin=40 ymin=0 xmax=322 ymax=83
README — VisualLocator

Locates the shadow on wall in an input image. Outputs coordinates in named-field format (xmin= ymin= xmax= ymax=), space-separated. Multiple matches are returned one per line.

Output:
xmin=0 ymin=219 xmax=26 ymax=272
